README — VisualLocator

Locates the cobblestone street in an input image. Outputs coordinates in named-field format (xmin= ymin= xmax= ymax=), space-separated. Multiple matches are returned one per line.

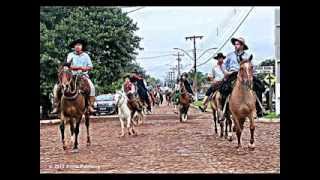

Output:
xmin=40 ymin=100 xmax=280 ymax=173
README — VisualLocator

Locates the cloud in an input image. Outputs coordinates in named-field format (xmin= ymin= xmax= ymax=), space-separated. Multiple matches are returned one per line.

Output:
xmin=126 ymin=6 xmax=279 ymax=80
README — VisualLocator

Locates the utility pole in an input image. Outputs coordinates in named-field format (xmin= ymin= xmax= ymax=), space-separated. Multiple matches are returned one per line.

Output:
xmin=185 ymin=35 xmax=203 ymax=101
xmin=173 ymin=52 xmax=184 ymax=78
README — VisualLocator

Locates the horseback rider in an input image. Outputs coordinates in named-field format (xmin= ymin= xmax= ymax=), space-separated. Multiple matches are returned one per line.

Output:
xmin=129 ymin=69 xmax=152 ymax=113
xmin=180 ymin=72 xmax=195 ymax=102
xmin=51 ymin=39 xmax=96 ymax=114
xmin=199 ymin=53 xmax=226 ymax=112
xmin=219 ymin=37 xmax=265 ymax=117
xmin=122 ymin=73 xmax=143 ymax=115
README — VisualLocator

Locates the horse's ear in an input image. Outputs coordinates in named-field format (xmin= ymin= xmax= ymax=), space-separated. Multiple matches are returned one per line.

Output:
xmin=249 ymin=54 xmax=253 ymax=61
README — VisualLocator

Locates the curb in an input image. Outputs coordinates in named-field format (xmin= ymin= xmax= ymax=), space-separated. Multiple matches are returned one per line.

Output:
xmin=40 ymin=115 xmax=119 ymax=125
xmin=190 ymin=104 xmax=280 ymax=123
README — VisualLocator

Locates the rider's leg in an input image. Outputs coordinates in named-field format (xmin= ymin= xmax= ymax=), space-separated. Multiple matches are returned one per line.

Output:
xmin=87 ymin=78 xmax=96 ymax=113
xmin=200 ymin=85 xmax=213 ymax=112
xmin=51 ymin=83 xmax=61 ymax=114
xmin=253 ymin=76 xmax=265 ymax=117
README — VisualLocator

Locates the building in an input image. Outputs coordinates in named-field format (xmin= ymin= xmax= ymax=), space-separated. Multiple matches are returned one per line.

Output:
xmin=275 ymin=8 xmax=280 ymax=116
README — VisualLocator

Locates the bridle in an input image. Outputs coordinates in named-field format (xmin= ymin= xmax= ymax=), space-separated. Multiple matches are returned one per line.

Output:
xmin=238 ymin=60 xmax=253 ymax=91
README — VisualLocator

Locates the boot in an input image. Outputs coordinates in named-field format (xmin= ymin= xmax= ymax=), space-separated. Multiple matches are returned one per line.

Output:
xmin=88 ymin=96 xmax=96 ymax=113
xmin=199 ymin=96 xmax=209 ymax=112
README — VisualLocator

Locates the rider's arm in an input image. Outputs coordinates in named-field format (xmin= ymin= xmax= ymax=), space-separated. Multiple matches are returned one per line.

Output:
xmin=221 ymin=57 xmax=233 ymax=76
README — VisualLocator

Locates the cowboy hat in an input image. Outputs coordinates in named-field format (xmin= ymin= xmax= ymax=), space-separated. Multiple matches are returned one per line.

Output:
xmin=231 ymin=37 xmax=248 ymax=50
xmin=213 ymin=53 xmax=226 ymax=60
xmin=69 ymin=39 xmax=87 ymax=49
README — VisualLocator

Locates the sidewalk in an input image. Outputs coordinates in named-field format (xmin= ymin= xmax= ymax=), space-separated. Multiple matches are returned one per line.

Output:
xmin=190 ymin=104 xmax=280 ymax=123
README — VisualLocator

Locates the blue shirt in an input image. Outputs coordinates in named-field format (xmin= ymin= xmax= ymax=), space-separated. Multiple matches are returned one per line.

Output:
xmin=224 ymin=51 xmax=250 ymax=72
xmin=66 ymin=52 xmax=93 ymax=75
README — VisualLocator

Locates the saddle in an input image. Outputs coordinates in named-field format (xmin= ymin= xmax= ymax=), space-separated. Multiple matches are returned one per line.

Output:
xmin=126 ymin=93 xmax=143 ymax=112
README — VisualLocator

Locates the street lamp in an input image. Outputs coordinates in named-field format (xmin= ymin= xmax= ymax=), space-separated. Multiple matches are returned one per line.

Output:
xmin=173 ymin=48 xmax=194 ymax=61
xmin=197 ymin=47 xmax=218 ymax=60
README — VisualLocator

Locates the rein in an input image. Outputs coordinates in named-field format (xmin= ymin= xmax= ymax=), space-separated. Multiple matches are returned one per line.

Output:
xmin=116 ymin=93 xmax=126 ymax=108
xmin=62 ymin=90 xmax=81 ymax=100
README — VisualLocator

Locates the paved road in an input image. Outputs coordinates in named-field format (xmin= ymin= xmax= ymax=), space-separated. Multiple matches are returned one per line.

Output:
xmin=40 ymin=101 xmax=280 ymax=173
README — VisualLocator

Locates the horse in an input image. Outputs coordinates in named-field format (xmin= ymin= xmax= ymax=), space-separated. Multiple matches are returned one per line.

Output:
xmin=165 ymin=90 xmax=173 ymax=106
xmin=178 ymin=80 xmax=190 ymax=122
xmin=153 ymin=90 xmax=161 ymax=107
xmin=209 ymin=90 xmax=233 ymax=140
xmin=228 ymin=55 xmax=257 ymax=150
xmin=114 ymin=91 xmax=142 ymax=137
xmin=58 ymin=68 xmax=91 ymax=152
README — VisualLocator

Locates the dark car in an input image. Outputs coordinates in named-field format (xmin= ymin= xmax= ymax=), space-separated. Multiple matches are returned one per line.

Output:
xmin=94 ymin=94 xmax=117 ymax=116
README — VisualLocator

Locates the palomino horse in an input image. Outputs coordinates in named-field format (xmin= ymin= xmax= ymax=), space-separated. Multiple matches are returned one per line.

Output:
xmin=58 ymin=68 xmax=90 ymax=151
xmin=178 ymin=80 xmax=190 ymax=122
xmin=209 ymin=90 xmax=223 ymax=137
xmin=229 ymin=55 xmax=256 ymax=150
xmin=209 ymin=90 xmax=233 ymax=139
xmin=114 ymin=91 xmax=142 ymax=137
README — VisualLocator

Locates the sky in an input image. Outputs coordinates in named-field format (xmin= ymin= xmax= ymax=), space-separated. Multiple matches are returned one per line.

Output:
xmin=122 ymin=6 xmax=280 ymax=81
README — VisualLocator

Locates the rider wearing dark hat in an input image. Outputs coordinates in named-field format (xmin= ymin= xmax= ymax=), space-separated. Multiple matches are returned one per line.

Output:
xmin=129 ymin=69 xmax=152 ymax=112
xmin=51 ymin=38 xmax=96 ymax=114
xmin=199 ymin=52 xmax=226 ymax=112
xmin=180 ymin=72 xmax=194 ymax=102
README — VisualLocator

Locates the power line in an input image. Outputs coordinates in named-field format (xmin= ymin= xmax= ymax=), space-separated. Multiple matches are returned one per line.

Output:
xmin=136 ymin=54 xmax=173 ymax=60
xmin=197 ymin=7 xmax=254 ymax=67
xmin=125 ymin=7 xmax=145 ymax=14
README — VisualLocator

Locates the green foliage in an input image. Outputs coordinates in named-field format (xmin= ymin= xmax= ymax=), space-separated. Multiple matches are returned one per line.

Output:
xmin=40 ymin=7 xmax=146 ymax=111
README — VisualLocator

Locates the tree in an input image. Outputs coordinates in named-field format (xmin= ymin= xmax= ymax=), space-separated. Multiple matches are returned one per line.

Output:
xmin=40 ymin=7 xmax=143 ymax=116
xmin=187 ymin=70 xmax=206 ymax=92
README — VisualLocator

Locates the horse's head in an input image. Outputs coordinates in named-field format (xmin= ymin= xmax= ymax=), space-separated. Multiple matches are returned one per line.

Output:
xmin=59 ymin=67 xmax=76 ymax=95
xmin=114 ymin=91 xmax=125 ymax=107
xmin=238 ymin=54 xmax=254 ymax=89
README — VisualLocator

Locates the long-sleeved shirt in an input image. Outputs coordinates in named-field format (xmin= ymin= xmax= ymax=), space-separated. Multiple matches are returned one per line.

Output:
xmin=224 ymin=51 xmax=250 ymax=72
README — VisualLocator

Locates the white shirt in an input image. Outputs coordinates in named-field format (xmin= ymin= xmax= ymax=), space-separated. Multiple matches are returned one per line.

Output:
xmin=212 ymin=64 xmax=225 ymax=81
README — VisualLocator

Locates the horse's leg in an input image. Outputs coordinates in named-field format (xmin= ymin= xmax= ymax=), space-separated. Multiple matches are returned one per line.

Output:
xmin=232 ymin=116 xmax=242 ymax=148
xmin=248 ymin=114 xmax=256 ymax=150
xmin=59 ymin=120 xmax=67 ymax=150
xmin=227 ymin=115 xmax=233 ymax=141
xmin=85 ymin=112 xmax=91 ymax=146
xmin=69 ymin=118 xmax=75 ymax=146
xmin=73 ymin=118 xmax=80 ymax=150
xmin=127 ymin=115 xmax=133 ymax=135
xmin=119 ymin=118 xmax=125 ymax=137
xmin=212 ymin=108 xmax=218 ymax=134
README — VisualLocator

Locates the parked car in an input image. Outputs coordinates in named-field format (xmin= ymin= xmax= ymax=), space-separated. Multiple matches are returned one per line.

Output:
xmin=94 ymin=94 xmax=117 ymax=116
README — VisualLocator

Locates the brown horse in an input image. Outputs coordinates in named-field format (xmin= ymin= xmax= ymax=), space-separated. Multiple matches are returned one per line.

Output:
xmin=179 ymin=80 xmax=190 ymax=122
xmin=209 ymin=91 xmax=226 ymax=137
xmin=229 ymin=55 xmax=256 ymax=150
xmin=58 ymin=68 xmax=91 ymax=152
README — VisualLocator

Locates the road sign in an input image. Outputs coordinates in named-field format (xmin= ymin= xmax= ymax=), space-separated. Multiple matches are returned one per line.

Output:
xmin=264 ymin=74 xmax=276 ymax=85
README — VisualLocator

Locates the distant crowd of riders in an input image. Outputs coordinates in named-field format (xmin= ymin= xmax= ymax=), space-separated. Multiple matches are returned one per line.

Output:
xmin=50 ymin=36 xmax=266 ymax=119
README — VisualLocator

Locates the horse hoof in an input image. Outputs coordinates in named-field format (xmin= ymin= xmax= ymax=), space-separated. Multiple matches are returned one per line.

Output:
xmin=248 ymin=143 xmax=255 ymax=150
xmin=71 ymin=148 xmax=79 ymax=153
